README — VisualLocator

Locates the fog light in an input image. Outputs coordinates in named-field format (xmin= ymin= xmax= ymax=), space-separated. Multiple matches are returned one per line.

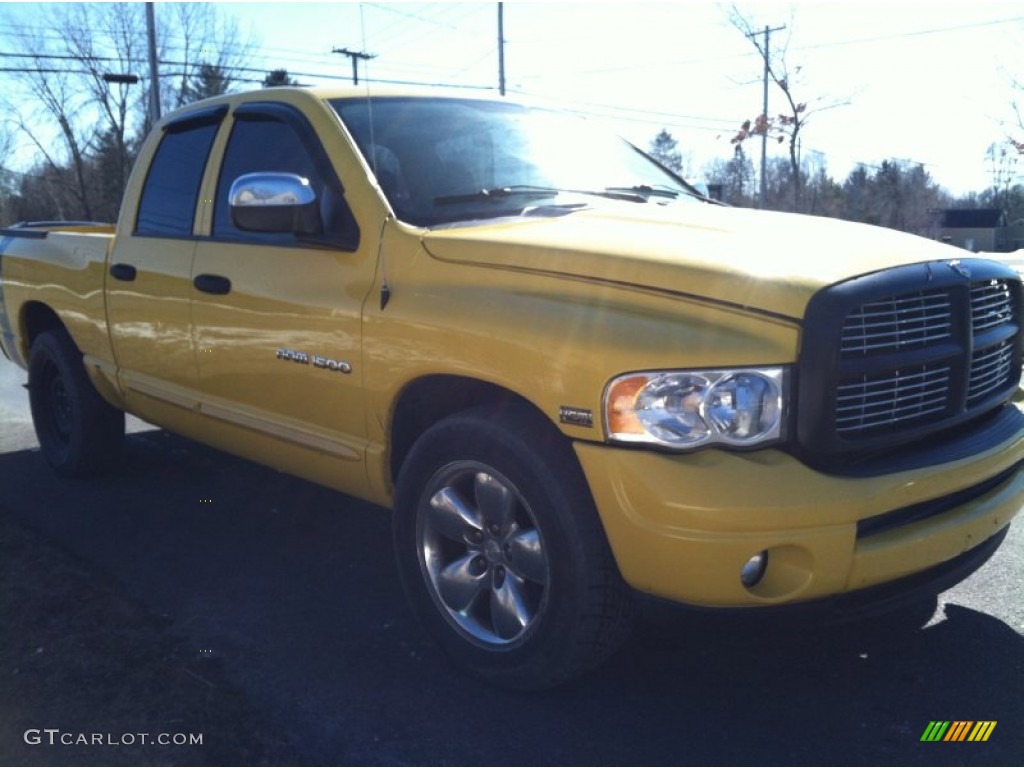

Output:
xmin=740 ymin=551 xmax=768 ymax=588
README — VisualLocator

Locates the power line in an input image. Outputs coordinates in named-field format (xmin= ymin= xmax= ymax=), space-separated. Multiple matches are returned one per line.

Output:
xmin=503 ymin=87 xmax=746 ymax=132
xmin=0 ymin=67 xmax=94 ymax=75
xmin=559 ymin=105 xmax=739 ymax=130
xmin=0 ymin=53 xmax=498 ymax=93
xmin=0 ymin=50 xmax=132 ymax=63
xmin=360 ymin=3 xmax=485 ymax=52
xmin=364 ymin=3 xmax=459 ymax=26
xmin=537 ymin=101 xmax=746 ymax=135
xmin=792 ymin=15 xmax=1024 ymax=52
xmin=0 ymin=43 xmax=479 ymax=81
xmin=0 ymin=46 xmax=470 ymax=84
xmin=2 ymin=10 xmax=1017 ymax=139
xmin=475 ymin=13 xmax=1024 ymax=80
xmin=6 ymin=10 xmax=1013 ymax=96
xmin=151 ymin=57 xmax=491 ymax=90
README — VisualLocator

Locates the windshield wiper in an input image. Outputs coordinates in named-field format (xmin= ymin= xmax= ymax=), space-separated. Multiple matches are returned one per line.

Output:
xmin=435 ymin=184 xmax=647 ymax=206
xmin=612 ymin=183 xmax=715 ymax=202
xmin=435 ymin=186 xmax=558 ymax=206
xmin=606 ymin=184 xmax=681 ymax=199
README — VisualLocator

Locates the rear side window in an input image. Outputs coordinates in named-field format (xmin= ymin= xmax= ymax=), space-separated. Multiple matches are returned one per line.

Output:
xmin=135 ymin=121 xmax=219 ymax=237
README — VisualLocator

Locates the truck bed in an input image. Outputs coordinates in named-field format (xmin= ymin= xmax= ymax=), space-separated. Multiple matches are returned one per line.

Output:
xmin=0 ymin=222 xmax=117 ymax=370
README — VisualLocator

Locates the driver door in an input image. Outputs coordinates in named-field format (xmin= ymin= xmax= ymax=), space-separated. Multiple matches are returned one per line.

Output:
xmin=190 ymin=103 xmax=375 ymax=490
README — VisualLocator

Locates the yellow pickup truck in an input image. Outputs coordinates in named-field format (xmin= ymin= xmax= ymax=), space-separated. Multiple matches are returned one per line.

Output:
xmin=2 ymin=86 xmax=1023 ymax=689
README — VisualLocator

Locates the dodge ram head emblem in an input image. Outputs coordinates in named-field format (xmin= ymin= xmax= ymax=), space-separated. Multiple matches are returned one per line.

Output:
xmin=948 ymin=260 xmax=971 ymax=278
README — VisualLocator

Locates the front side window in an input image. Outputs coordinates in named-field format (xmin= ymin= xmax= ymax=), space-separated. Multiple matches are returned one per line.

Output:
xmin=214 ymin=113 xmax=355 ymax=247
xmin=135 ymin=121 xmax=219 ymax=237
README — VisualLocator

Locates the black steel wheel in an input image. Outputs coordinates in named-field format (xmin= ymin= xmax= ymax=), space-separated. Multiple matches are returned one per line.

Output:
xmin=394 ymin=405 xmax=634 ymax=689
xmin=28 ymin=328 xmax=124 ymax=477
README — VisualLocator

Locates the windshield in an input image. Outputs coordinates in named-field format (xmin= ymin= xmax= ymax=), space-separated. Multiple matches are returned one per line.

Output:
xmin=329 ymin=96 xmax=702 ymax=227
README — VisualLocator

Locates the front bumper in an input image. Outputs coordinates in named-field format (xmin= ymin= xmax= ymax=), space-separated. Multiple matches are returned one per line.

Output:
xmin=574 ymin=403 xmax=1024 ymax=608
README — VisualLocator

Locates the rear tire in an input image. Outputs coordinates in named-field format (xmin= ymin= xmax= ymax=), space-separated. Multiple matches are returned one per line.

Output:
xmin=394 ymin=405 xmax=634 ymax=689
xmin=28 ymin=328 xmax=124 ymax=477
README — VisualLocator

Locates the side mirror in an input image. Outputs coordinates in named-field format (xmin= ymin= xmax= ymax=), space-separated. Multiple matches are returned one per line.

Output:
xmin=228 ymin=172 xmax=322 ymax=235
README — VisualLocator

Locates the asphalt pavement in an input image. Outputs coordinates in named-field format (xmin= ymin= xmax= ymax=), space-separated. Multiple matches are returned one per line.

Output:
xmin=1 ymin=359 xmax=1022 ymax=765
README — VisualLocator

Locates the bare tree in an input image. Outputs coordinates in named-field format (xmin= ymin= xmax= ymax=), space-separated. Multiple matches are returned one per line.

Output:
xmin=59 ymin=3 xmax=146 ymax=206
xmin=166 ymin=3 xmax=254 ymax=110
xmin=987 ymin=140 xmax=1020 ymax=212
xmin=0 ymin=121 xmax=12 ymax=168
xmin=1011 ymin=35 xmax=1024 ymax=156
xmin=0 ymin=123 xmax=17 ymax=224
xmin=0 ymin=2 xmax=258 ymax=220
xmin=1 ymin=4 xmax=151 ymax=219
xmin=802 ymin=151 xmax=843 ymax=218
xmin=726 ymin=5 xmax=849 ymax=212
xmin=0 ymin=19 xmax=97 ymax=220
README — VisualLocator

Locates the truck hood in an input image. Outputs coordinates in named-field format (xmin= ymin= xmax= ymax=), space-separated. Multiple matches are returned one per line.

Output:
xmin=421 ymin=202 xmax=965 ymax=320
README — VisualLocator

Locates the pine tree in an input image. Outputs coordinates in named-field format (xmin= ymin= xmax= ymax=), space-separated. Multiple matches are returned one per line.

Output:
xmin=263 ymin=69 xmax=299 ymax=88
xmin=649 ymin=129 xmax=682 ymax=174
xmin=183 ymin=64 xmax=232 ymax=104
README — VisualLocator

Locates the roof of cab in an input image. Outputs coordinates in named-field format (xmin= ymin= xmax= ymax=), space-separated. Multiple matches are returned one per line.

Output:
xmin=156 ymin=84 xmax=515 ymax=130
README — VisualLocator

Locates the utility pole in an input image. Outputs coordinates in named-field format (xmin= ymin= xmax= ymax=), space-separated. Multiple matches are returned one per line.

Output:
xmin=332 ymin=48 xmax=375 ymax=86
xmin=146 ymin=2 xmax=160 ymax=124
xmin=748 ymin=23 xmax=785 ymax=209
xmin=497 ymin=2 xmax=506 ymax=96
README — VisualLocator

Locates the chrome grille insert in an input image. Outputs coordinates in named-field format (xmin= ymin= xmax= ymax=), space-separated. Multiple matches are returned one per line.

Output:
xmin=841 ymin=290 xmax=952 ymax=356
xmin=836 ymin=364 xmax=951 ymax=434
xmin=968 ymin=340 xmax=1015 ymax=405
xmin=971 ymin=279 xmax=1013 ymax=332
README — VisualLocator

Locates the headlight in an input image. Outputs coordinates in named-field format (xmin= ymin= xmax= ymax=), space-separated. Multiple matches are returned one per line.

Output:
xmin=604 ymin=367 xmax=787 ymax=450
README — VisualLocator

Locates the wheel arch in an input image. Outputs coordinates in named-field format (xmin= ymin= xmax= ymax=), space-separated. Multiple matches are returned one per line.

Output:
xmin=20 ymin=301 xmax=67 ymax=360
xmin=26 ymin=322 xmax=125 ymax=476
xmin=388 ymin=374 xmax=569 ymax=489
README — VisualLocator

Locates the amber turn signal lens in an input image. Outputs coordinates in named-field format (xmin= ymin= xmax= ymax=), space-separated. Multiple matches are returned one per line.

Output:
xmin=606 ymin=375 xmax=650 ymax=436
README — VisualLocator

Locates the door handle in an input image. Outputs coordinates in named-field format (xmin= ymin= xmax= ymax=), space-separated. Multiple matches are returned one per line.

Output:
xmin=194 ymin=274 xmax=232 ymax=295
xmin=109 ymin=263 xmax=137 ymax=281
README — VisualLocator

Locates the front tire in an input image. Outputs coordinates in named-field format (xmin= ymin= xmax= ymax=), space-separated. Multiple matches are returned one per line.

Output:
xmin=28 ymin=328 xmax=124 ymax=477
xmin=394 ymin=406 xmax=634 ymax=689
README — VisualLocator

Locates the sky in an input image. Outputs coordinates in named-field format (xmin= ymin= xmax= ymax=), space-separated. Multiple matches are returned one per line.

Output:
xmin=3 ymin=1 xmax=1024 ymax=195
xmin=224 ymin=0 xmax=1024 ymax=195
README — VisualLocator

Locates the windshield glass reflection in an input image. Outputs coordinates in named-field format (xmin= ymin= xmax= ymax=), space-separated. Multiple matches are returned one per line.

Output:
xmin=330 ymin=97 xmax=701 ymax=226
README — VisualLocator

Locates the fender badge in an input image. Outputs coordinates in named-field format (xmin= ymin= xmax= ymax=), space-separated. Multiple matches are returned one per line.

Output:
xmin=559 ymin=406 xmax=594 ymax=428
xmin=948 ymin=260 xmax=971 ymax=279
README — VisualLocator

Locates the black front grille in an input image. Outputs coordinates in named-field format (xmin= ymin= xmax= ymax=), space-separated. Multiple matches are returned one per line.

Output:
xmin=798 ymin=260 xmax=1023 ymax=460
